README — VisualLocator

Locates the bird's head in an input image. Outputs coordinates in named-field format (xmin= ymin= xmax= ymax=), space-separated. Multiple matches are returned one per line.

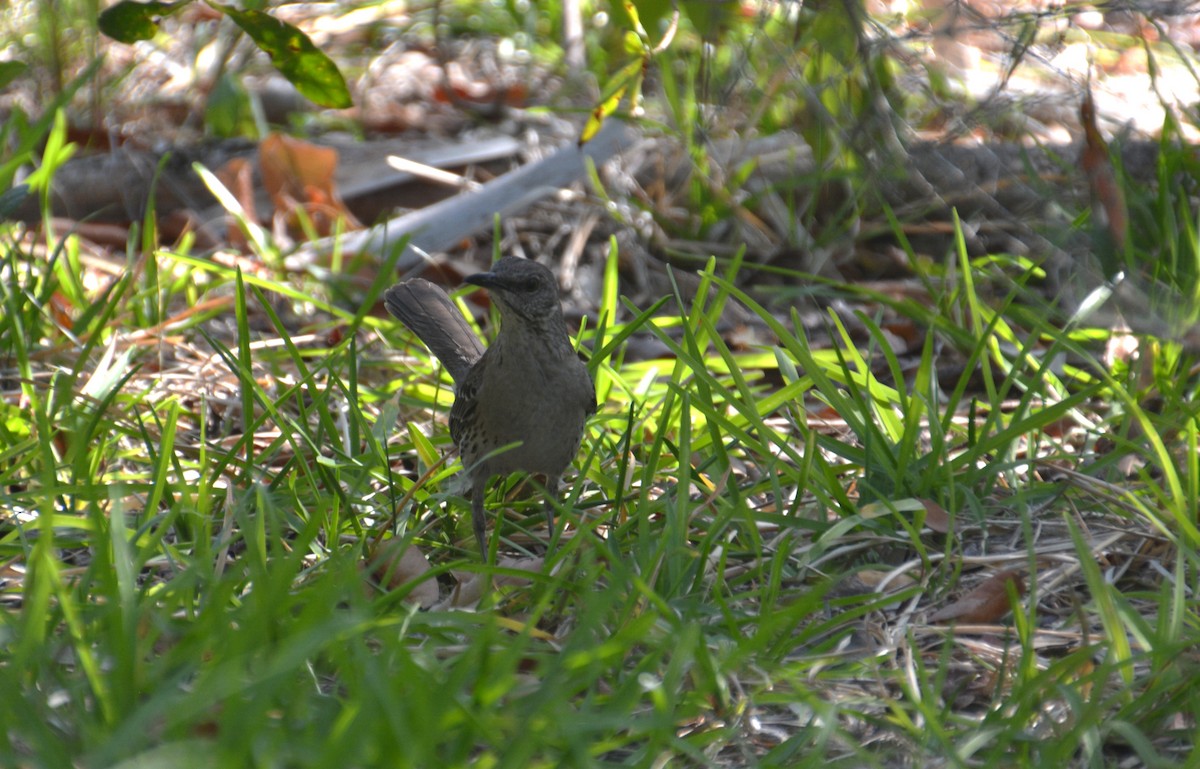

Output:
xmin=465 ymin=256 xmax=564 ymax=324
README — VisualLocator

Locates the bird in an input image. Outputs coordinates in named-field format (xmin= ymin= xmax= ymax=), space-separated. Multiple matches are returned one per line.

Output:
xmin=384 ymin=257 xmax=596 ymax=556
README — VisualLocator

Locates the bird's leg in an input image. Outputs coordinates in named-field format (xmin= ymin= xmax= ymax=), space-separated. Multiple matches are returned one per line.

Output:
xmin=470 ymin=481 xmax=489 ymax=559
xmin=543 ymin=475 xmax=561 ymax=544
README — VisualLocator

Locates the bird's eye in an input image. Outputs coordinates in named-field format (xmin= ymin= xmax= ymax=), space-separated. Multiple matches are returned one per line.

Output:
xmin=522 ymin=278 xmax=539 ymax=292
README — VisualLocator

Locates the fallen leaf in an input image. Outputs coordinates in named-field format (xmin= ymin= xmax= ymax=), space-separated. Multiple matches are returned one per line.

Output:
xmin=364 ymin=539 xmax=439 ymax=608
xmin=259 ymin=132 xmax=360 ymax=237
xmin=216 ymin=156 xmax=259 ymax=249
xmin=443 ymin=555 xmax=544 ymax=609
xmin=929 ymin=569 xmax=1025 ymax=624
xmin=921 ymin=499 xmax=952 ymax=534
xmin=1080 ymin=86 xmax=1128 ymax=277
xmin=850 ymin=569 xmax=916 ymax=590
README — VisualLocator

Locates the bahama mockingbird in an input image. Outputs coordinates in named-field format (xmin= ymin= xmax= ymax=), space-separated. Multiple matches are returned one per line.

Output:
xmin=384 ymin=256 xmax=596 ymax=555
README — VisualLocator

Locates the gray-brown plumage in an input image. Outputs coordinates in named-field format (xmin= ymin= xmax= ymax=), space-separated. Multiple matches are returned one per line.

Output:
xmin=384 ymin=257 xmax=596 ymax=556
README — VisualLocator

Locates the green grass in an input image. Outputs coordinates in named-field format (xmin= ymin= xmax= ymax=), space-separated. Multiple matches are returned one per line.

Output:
xmin=3 ymin=213 xmax=1198 ymax=768
xmin=4 ymin=81 xmax=1200 ymax=769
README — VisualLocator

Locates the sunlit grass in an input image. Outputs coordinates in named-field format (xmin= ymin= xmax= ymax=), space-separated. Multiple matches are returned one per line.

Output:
xmin=3 ymin=95 xmax=1200 ymax=769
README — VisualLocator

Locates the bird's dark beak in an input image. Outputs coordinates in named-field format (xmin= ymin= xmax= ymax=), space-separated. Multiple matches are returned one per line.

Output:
xmin=464 ymin=270 xmax=501 ymax=290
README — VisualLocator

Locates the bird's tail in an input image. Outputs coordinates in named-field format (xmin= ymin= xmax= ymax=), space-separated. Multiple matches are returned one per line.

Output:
xmin=384 ymin=280 xmax=485 ymax=384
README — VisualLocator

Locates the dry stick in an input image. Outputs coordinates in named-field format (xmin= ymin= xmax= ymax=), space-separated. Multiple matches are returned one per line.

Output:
xmin=286 ymin=120 xmax=638 ymax=273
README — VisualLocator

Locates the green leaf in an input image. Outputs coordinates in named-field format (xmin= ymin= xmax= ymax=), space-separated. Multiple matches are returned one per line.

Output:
xmin=99 ymin=0 xmax=185 ymax=43
xmin=205 ymin=72 xmax=256 ymax=138
xmin=618 ymin=0 xmax=645 ymax=37
xmin=580 ymin=57 xmax=644 ymax=145
xmin=1 ymin=402 xmax=32 ymax=440
xmin=680 ymin=0 xmax=738 ymax=42
xmin=809 ymin=4 xmax=859 ymax=65
xmin=623 ymin=30 xmax=646 ymax=56
xmin=627 ymin=0 xmax=672 ymax=34
xmin=0 ymin=60 xmax=28 ymax=90
xmin=211 ymin=4 xmax=352 ymax=109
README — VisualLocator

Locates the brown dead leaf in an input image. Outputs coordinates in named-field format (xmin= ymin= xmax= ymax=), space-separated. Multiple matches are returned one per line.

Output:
xmin=852 ymin=569 xmax=916 ymax=590
xmin=444 ymin=555 xmax=544 ymax=609
xmin=432 ymin=81 xmax=527 ymax=109
xmin=1080 ymin=86 xmax=1128 ymax=269
xmin=216 ymin=156 xmax=259 ymax=249
xmin=259 ymin=132 xmax=361 ymax=237
xmin=929 ymin=569 xmax=1025 ymax=624
xmin=812 ymin=403 xmax=841 ymax=421
xmin=364 ymin=539 xmax=439 ymax=608
xmin=880 ymin=319 xmax=923 ymax=353
xmin=921 ymin=499 xmax=952 ymax=534
xmin=860 ymin=498 xmax=948 ymax=533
